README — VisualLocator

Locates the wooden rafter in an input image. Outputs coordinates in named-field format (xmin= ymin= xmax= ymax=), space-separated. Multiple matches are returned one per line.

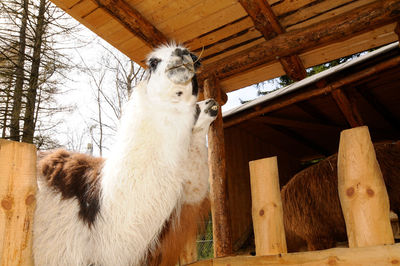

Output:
xmin=223 ymin=55 xmax=400 ymax=128
xmin=296 ymin=101 xmax=339 ymax=126
xmin=395 ymin=21 xmax=400 ymax=42
xmin=268 ymin=124 xmax=330 ymax=156
xmin=252 ymin=116 xmax=341 ymax=132
xmin=238 ymin=121 xmax=320 ymax=159
xmin=91 ymin=0 xmax=167 ymax=48
xmin=279 ymin=55 xmax=307 ymax=81
xmin=200 ymin=0 xmax=400 ymax=82
xmin=239 ymin=0 xmax=307 ymax=81
xmin=351 ymin=87 xmax=400 ymax=132
xmin=331 ymin=89 xmax=364 ymax=128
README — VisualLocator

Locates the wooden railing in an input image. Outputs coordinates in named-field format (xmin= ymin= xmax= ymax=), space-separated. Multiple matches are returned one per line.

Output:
xmin=189 ymin=126 xmax=400 ymax=265
xmin=0 ymin=139 xmax=36 ymax=265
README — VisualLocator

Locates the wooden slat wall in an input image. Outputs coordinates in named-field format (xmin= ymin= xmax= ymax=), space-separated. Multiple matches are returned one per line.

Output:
xmin=224 ymin=126 xmax=301 ymax=250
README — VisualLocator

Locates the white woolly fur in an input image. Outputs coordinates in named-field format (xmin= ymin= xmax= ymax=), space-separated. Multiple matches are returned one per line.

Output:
xmin=33 ymin=44 xmax=202 ymax=266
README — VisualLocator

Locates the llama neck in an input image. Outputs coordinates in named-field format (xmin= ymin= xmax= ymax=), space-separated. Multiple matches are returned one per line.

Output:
xmin=97 ymin=87 xmax=196 ymax=265
xmin=107 ymin=98 xmax=193 ymax=171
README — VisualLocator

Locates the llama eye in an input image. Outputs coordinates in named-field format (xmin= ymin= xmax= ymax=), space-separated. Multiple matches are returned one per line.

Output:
xmin=148 ymin=58 xmax=161 ymax=71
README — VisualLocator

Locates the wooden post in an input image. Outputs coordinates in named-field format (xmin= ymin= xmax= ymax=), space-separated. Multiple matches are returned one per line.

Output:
xmin=337 ymin=126 xmax=394 ymax=248
xmin=249 ymin=156 xmax=287 ymax=255
xmin=203 ymin=76 xmax=233 ymax=257
xmin=0 ymin=139 xmax=37 ymax=265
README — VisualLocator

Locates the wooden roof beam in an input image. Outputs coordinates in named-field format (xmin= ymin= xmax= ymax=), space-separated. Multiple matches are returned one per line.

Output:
xmin=238 ymin=121 xmax=318 ymax=158
xmin=239 ymin=0 xmax=307 ymax=81
xmin=253 ymin=116 xmax=341 ymax=132
xmin=396 ymin=21 xmax=400 ymax=42
xmin=296 ymin=101 xmax=340 ymax=127
xmin=91 ymin=0 xmax=168 ymax=48
xmin=331 ymin=89 xmax=364 ymax=128
xmin=201 ymin=0 xmax=400 ymax=82
xmin=350 ymin=87 xmax=400 ymax=132
xmin=267 ymin=124 xmax=330 ymax=156
xmin=223 ymin=54 xmax=400 ymax=128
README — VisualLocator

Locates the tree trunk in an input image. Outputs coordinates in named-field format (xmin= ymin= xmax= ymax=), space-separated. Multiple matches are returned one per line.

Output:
xmin=10 ymin=0 xmax=29 ymax=141
xmin=22 ymin=0 xmax=47 ymax=143
xmin=2 ymin=81 xmax=12 ymax=138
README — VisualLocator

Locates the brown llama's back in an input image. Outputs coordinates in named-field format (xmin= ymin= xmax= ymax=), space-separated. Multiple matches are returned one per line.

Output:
xmin=282 ymin=142 xmax=400 ymax=252
xmin=146 ymin=198 xmax=210 ymax=266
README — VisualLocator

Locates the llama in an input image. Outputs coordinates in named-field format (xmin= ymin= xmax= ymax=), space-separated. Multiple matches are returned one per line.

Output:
xmin=282 ymin=142 xmax=400 ymax=252
xmin=33 ymin=44 xmax=215 ymax=265
xmin=147 ymin=99 xmax=218 ymax=265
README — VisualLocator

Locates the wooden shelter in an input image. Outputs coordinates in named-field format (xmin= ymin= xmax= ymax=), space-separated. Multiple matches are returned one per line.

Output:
xmin=222 ymin=42 xmax=400 ymax=255
xmin=1 ymin=0 xmax=400 ymax=264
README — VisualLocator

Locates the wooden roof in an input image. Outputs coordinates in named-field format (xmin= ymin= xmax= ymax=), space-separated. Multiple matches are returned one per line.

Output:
xmin=50 ymin=0 xmax=400 ymax=93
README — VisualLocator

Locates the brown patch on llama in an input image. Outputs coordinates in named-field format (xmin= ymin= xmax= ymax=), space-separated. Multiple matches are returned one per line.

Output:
xmin=147 ymin=198 xmax=211 ymax=266
xmin=38 ymin=149 xmax=103 ymax=226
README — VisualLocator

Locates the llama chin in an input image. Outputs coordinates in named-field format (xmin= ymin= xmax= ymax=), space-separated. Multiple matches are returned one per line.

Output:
xmin=33 ymin=44 xmax=214 ymax=266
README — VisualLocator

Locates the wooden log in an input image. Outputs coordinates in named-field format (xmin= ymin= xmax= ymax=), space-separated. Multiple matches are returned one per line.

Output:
xmin=90 ymin=0 xmax=168 ymax=48
xmin=200 ymin=0 xmax=400 ymax=81
xmin=249 ymin=156 xmax=287 ymax=255
xmin=238 ymin=0 xmax=278 ymax=40
xmin=203 ymin=77 xmax=233 ymax=257
xmin=0 ymin=140 xmax=37 ymax=265
xmin=337 ymin=126 xmax=394 ymax=248
xmin=331 ymin=89 xmax=364 ymax=128
xmin=279 ymin=55 xmax=307 ymax=81
xmin=395 ymin=22 xmax=400 ymax=42
xmin=239 ymin=0 xmax=307 ymax=81
xmin=188 ymin=243 xmax=400 ymax=266
xmin=223 ymin=54 xmax=400 ymax=128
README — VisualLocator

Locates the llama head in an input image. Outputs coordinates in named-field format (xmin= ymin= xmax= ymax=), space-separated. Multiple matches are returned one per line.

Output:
xmin=193 ymin=98 xmax=219 ymax=131
xmin=145 ymin=44 xmax=201 ymax=109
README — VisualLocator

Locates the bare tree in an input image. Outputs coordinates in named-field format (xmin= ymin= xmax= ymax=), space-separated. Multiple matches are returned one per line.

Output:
xmin=0 ymin=0 xmax=86 ymax=148
xmin=22 ymin=0 xmax=47 ymax=143
xmin=9 ymin=0 xmax=28 ymax=141
xmin=74 ymin=43 xmax=145 ymax=155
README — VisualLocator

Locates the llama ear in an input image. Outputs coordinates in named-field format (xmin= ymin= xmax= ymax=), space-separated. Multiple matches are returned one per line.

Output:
xmin=190 ymin=53 xmax=201 ymax=70
xmin=147 ymin=57 xmax=161 ymax=72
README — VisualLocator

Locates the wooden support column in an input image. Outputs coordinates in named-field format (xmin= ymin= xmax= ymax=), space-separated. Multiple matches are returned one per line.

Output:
xmin=0 ymin=140 xmax=37 ymax=265
xmin=203 ymin=77 xmax=233 ymax=257
xmin=249 ymin=156 xmax=287 ymax=255
xmin=332 ymin=89 xmax=364 ymax=128
xmin=338 ymin=126 xmax=394 ymax=248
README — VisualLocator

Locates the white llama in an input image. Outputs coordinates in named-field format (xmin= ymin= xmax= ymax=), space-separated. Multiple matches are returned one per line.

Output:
xmin=33 ymin=44 xmax=217 ymax=266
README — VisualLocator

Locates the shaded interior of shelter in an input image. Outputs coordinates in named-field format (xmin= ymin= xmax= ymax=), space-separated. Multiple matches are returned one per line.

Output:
xmin=222 ymin=43 xmax=400 ymax=252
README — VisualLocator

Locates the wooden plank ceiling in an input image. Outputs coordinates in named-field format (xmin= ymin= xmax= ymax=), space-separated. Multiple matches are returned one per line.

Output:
xmin=50 ymin=0 xmax=400 ymax=93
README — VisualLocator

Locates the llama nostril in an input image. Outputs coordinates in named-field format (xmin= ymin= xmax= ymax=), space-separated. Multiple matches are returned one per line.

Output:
xmin=176 ymin=91 xmax=183 ymax=96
